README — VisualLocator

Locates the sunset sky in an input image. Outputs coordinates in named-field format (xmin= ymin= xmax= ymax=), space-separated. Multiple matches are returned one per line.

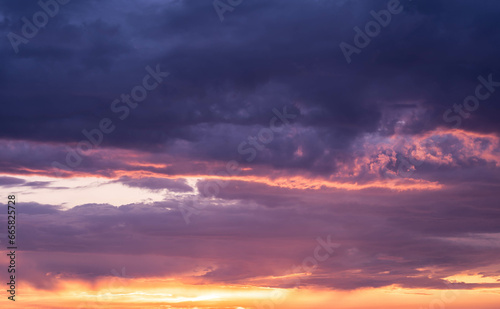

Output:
xmin=1 ymin=0 xmax=500 ymax=308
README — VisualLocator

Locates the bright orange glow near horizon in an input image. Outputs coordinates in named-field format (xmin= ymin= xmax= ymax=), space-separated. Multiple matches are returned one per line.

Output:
xmin=2 ymin=276 xmax=500 ymax=309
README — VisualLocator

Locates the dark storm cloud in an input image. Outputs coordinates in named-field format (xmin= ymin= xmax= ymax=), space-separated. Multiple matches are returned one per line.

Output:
xmin=1 ymin=0 xmax=500 ymax=173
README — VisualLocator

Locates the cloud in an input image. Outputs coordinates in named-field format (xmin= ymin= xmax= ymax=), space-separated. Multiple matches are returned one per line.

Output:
xmin=24 ymin=181 xmax=52 ymax=187
xmin=9 ymin=182 xmax=500 ymax=291
xmin=1 ymin=1 xmax=500 ymax=303
xmin=115 ymin=176 xmax=193 ymax=192
xmin=0 ymin=175 xmax=25 ymax=186
xmin=0 ymin=0 xmax=500 ymax=173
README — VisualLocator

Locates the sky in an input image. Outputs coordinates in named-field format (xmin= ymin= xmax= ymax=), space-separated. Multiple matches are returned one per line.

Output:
xmin=1 ymin=0 xmax=500 ymax=308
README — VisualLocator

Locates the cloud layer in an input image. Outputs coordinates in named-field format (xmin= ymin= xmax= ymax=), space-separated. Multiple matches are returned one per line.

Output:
xmin=1 ymin=0 xmax=500 ymax=308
